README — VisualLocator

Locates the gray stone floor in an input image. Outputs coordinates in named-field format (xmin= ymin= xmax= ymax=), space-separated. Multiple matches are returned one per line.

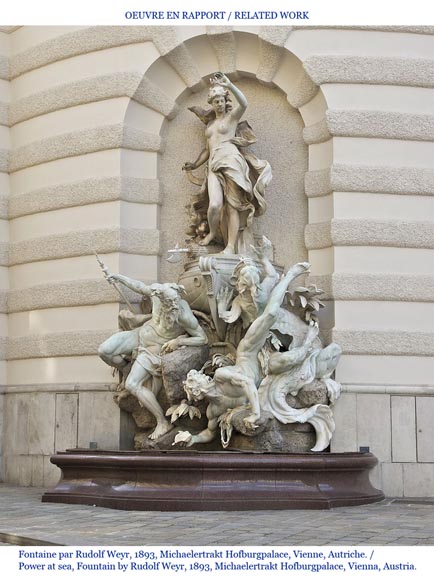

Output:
xmin=1 ymin=484 xmax=434 ymax=546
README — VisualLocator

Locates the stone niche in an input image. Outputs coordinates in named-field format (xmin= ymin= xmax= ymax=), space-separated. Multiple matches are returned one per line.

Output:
xmin=159 ymin=76 xmax=308 ymax=283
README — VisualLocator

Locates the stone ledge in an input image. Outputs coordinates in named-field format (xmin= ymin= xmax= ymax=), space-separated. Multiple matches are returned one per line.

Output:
xmin=304 ymin=111 xmax=434 ymax=144
xmin=293 ymin=26 xmax=434 ymax=35
xmin=342 ymin=385 xmax=434 ymax=395
xmin=10 ymin=27 xmax=153 ymax=79
xmin=0 ymin=382 xmax=116 ymax=395
xmin=7 ymin=279 xmax=143 ymax=313
xmin=10 ymin=125 xmax=161 ymax=173
xmin=6 ymin=329 xmax=116 ymax=360
xmin=9 ymin=177 xmax=161 ymax=219
xmin=8 ymin=227 xmax=161 ymax=266
xmin=306 ymin=219 xmax=434 ymax=250
xmin=304 ymin=56 xmax=434 ymax=88
xmin=10 ymin=72 xmax=141 ymax=125
xmin=330 ymin=329 xmax=434 ymax=356
xmin=306 ymin=165 xmax=434 ymax=198
xmin=308 ymin=273 xmax=434 ymax=302
xmin=10 ymin=73 xmax=177 ymax=127
xmin=5 ymin=273 xmax=434 ymax=315
xmin=0 ymin=26 xmax=21 ymax=33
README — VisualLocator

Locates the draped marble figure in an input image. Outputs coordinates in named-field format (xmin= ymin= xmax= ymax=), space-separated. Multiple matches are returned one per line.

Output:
xmin=183 ymin=72 xmax=272 ymax=255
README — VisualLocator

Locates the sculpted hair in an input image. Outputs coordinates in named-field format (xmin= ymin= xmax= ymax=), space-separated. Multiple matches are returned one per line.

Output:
xmin=207 ymin=85 xmax=232 ymax=111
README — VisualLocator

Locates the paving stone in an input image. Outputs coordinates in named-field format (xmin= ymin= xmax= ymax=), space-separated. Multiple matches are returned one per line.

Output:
xmin=1 ymin=484 xmax=434 ymax=546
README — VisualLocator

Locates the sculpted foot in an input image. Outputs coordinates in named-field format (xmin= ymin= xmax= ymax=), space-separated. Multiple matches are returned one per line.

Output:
xmin=199 ymin=233 xmax=215 ymax=246
xmin=221 ymin=246 xmax=235 ymax=255
xmin=149 ymin=420 xmax=173 ymax=440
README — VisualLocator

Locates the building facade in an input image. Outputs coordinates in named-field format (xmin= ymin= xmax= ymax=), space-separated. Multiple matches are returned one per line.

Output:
xmin=0 ymin=25 xmax=433 ymax=496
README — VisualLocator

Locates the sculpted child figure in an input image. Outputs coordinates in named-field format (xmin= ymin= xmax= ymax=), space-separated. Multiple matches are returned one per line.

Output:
xmin=98 ymin=273 xmax=207 ymax=440
xmin=183 ymin=72 xmax=272 ymax=255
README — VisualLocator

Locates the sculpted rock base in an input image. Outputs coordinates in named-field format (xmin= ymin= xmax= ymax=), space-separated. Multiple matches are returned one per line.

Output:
xmin=230 ymin=420 xmax=317 ymax=453
xmin=161 ymin=345 xmax=210 ymax=404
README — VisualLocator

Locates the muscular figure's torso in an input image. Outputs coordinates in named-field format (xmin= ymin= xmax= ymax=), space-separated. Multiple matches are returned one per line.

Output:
xmin=138 ymin=299 xmax=187 ymax=353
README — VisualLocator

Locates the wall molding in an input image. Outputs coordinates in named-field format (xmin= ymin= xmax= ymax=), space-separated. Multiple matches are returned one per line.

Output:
xmin=10 ymin=125 xmax=161 ymax=172
xmin=308 ymin=273 xmax=434 ymax=302
xmin=342 ymin=384 xmax=434 ymax=395
xmin=9 ymin=177 xmax=161 ymax=219
xmin=330 ymin=329 xmax=434 ymax=356
xmin=305 ymin=165 xmax=434 ymax=197
xmin=8 ymin=227 xmax=161 ymax=266
xmin=306 ymin=219 xmax=434 ymax=250
xmin=304 ymin=111 xmax=434 ymax=144
xmin=304 ymin=55 xmax=434 ymax=88
xmin=7 ymin=279 xmax=144 ymax=313
xmin=0 ymin=382 xmax=116 ymax=395
xmin=10 ymin=27 xmax=153 ymax=79
xmin=10 ymin=72 xmax=177 ymax=127
xmin=6 ymin=329 xmax=116 ymax=360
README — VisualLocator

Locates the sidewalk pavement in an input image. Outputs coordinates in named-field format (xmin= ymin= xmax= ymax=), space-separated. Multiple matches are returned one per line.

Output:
xmin=1 ymin=484 xmax=434 ymax=546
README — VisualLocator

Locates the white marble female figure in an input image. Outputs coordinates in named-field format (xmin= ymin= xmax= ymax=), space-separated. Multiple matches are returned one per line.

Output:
xmin=183 ymin=72 xmax=272 ymax=255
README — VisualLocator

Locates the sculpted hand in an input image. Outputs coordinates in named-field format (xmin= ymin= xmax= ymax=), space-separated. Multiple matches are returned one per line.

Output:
xmin=288 ymin=262 xmax=310 ymax=277
xmin=250 ymin=236 xmax=273 ymax=261
xmin=182 ymin=161 xmax=196 ymax=171
xmin=217 ymin=287 xmax=233 ymax=313
xmin=173 ymin=431 xmax=194 ymax=447
xmin=161 ymin=338 xmax=181 ymax=355
xmin=105 ymin=272 xmax=120 ymax=284
xmin=211 ymin=72 xmax=231 ymax=87
xmin=306 ymin=320 xmax=319 ymax=341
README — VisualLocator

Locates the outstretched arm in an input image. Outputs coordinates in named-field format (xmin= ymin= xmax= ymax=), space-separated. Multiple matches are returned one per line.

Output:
xmin=251 ymin=237 xmax=279 ymax=300
xmin=174 ymin=418 xmax=218 ymax=447
xmin=213 ymin=73 xmax=247 ymax=121
xmin=183 ymin=142 xmax=209 ymax=171
xmin=239 ymin=262 xmax=310 ymax=356
xmin=106 ymin=273 xmax=152 ymax=297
